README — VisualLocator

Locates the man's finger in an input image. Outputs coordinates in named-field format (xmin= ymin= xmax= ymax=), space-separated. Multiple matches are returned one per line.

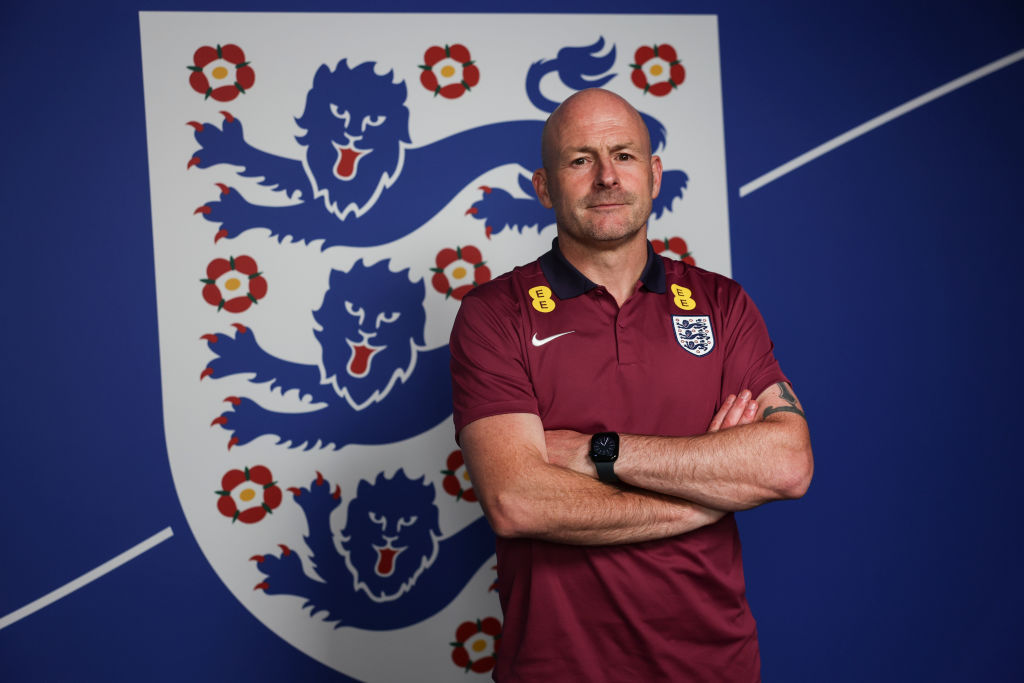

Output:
xmin=720 ymin=389 xmax=752 ymax=430
xmin=708 ymin=394 xmax=736 ymax=432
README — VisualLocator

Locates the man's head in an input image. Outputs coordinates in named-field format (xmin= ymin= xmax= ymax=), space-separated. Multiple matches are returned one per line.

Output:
xmin=533 ymin=89 xmax=662 ymax=250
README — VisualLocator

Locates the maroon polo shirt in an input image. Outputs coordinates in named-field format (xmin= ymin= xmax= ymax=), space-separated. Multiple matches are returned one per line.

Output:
xmin=450 ymin=239 xmax=787 ymax=682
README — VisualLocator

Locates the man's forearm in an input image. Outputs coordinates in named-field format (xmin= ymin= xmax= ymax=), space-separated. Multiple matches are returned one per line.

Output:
xmin=488 ymin=463 xmax=725 ymax=545
xmin=616 ymin=415 xmax=813 ymax=511
xmin=460 ymin=413 xmax=725 ymax=546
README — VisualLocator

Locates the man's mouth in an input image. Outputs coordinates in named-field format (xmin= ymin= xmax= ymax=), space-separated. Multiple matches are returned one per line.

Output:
xmin=585 ymin=192 xmax=633 ymax=209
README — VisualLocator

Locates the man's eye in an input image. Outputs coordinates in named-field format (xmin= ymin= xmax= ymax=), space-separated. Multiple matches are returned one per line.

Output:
xmin=617 ymin=153 xmax=632 ymax=161
xmin=571 ymin=158 xmax=587 ymax=166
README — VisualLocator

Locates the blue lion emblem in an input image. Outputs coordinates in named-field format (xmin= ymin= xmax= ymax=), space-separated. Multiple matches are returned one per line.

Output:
xmin=187 ymin=37 xmax=689 ymax=247
xmin=203 ymin=260 xmax=449 ymax=449
xmin=252 ymin=470 xmax=494 ymax=630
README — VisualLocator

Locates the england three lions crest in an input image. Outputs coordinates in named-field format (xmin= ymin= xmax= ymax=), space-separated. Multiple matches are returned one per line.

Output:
xmin=673 ymin=315 xmax=714 ymax=356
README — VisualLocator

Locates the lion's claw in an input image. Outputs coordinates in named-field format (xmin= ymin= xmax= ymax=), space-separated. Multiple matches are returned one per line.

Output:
xmin=211 ymin=416 xmax=228 ymax=427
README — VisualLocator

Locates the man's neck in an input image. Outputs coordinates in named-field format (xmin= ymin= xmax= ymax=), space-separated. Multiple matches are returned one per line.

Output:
xmin=557 ymin=229 xmax=649 ymax=307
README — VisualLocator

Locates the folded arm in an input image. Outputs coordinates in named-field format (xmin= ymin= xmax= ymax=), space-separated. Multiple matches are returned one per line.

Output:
xmin=546 ymin=382 xmax=813 ymax=512
xmin=460 ymin=412 xmax=726 ymax=545
xmin=459 ymin=395 xmax=762 ymax=545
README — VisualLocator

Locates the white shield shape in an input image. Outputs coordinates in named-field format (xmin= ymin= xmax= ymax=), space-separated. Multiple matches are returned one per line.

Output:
xmin=673 ymin=315 xmax=715 ymax=356
xmin=139 ymin=11 xmax=731 ymax=681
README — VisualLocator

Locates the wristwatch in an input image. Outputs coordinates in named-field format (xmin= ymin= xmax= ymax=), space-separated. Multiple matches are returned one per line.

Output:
xmin=590 ymin=432 xmax=620 ymax=484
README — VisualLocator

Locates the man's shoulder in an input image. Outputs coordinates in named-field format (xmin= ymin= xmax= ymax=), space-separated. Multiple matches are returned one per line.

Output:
xmin=462 ymin=258 xmax=547 ymax=305
xmin=661 ymin=258 xmax=745 ymax=296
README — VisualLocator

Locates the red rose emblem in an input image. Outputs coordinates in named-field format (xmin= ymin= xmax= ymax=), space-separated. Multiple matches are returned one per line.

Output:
xmin=431 ymin=245 xmax=490 ymax=300
xmin=652 ymin=236 xmax=696 ymax=266
xmin=188 ymin=43 xmax=255 ymax=102
xmin=450 ymin=617 xmax=502 ymax=673
xmin=441 ymin=450 xmax=477 ymax=502
xmin=420 ymin=43 xmax=480 ymax=99
xmin=215 ymin=465 xmax=282 ymax=523
xmin=201 ymin=255 xmax=268 ymax=313
xmin=630 ymin=43 xmax=686 ymax=97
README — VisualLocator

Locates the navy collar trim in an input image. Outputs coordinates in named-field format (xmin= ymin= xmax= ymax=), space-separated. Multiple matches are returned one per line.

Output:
xmin=538 ymin=238 xmax=666 ymax=300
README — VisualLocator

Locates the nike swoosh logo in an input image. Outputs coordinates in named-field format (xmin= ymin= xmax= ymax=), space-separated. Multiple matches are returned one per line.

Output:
xmin=531 ymin=331 xmax=575 ymax=347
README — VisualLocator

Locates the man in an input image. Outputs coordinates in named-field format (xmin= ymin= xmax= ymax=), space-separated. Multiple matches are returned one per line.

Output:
xmin=449 ymin=88 xmax=812 ymax=681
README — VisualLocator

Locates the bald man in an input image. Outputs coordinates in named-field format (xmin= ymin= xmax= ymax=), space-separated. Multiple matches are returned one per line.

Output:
xmin=449 ymin=89 xmax=812 ymax=681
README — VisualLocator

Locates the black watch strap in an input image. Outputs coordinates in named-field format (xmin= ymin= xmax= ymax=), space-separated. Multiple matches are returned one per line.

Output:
xmin=594 ymin=459 xmax=619 ymax=484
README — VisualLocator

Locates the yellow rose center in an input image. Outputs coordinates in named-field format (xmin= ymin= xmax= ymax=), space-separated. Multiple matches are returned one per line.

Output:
xmin=212 ymin=65 xmax=230 ymax=80
xmin=650 ymin=64 xmax=664 ymax=76
xmin=471 ymin=638 xmax=488 ymax=653
xmin=452 ymin=266 xmax=467 ymax=280
xmin=441 ymin=65 xmax=457 ymax=78
xmin=239 ymin=488 xmax=256 ymax=502
xmin=463 ymin=470 xmax=472 ymax=482
xmin=225 ymin=277 xmax=242 ymax=291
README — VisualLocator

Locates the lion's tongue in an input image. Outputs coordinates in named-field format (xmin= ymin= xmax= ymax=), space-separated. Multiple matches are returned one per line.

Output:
xmin=377 ymin=548 xmax=397 ymax=576
xmin=336 ymin=147 xmax=361 ymax=178
xmin=349 ymin=344 xmax=374 ymax=375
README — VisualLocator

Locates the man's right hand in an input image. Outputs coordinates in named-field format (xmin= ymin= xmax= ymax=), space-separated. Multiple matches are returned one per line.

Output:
xmin=707 ymin=390 xmax=758 ymax=433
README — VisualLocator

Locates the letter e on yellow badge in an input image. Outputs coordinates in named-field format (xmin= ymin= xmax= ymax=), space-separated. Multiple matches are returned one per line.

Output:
xmin=529 ymin=286 xmax=556 ymax=313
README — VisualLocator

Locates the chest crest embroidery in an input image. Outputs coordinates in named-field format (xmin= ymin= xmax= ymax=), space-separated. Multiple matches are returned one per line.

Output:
xmin=672 ymin=315 xmax=714 ymax=356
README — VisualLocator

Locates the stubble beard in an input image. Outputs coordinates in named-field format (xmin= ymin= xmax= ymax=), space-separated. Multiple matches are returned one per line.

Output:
xmin=563 ymin=189 xmax=650 ymax=244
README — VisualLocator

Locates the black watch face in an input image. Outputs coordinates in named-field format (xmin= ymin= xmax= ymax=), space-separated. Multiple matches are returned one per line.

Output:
xmin=591 ymin=432 xmax=619 ymax=461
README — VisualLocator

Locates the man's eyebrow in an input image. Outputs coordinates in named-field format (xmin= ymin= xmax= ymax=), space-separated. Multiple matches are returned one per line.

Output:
xmin=560 ymin=141 xmax=641 ymax=156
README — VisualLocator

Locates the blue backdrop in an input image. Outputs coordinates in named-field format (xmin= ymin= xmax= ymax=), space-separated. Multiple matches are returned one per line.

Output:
xmin=2 ymin=1 xmax=1022 ymax=680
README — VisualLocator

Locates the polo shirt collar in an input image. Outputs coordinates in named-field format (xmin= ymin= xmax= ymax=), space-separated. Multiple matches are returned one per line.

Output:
xmin=539 ymin=237 xmax=666 ymax=299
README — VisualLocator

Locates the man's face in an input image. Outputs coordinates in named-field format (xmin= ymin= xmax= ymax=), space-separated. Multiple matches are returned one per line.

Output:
xmin=533 ymin=92 xmax=662 ymax=248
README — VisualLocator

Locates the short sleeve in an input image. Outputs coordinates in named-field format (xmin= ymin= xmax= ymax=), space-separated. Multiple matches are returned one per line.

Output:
xmin=718 ymin=283 xmax=789 ymax=400
xmin=449 ymin=287 xmax=540 ymax=440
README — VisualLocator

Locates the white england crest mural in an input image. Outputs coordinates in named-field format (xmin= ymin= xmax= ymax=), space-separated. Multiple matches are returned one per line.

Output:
xmin=139 ymin=11 xmax=731 ymax=680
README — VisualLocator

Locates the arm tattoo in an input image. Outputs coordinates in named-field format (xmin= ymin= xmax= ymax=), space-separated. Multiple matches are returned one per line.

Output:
xmin=762 ymin=382 xmax=805 ymax=420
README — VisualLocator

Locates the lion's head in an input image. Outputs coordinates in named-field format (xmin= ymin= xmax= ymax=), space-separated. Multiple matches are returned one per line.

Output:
xmin=296 ymin=59 xmax=411 ymax=220
xmin=313 ymin=259 xmax=426 ymax=411
xmin=338 ymin=470 xmax=440 ymax=602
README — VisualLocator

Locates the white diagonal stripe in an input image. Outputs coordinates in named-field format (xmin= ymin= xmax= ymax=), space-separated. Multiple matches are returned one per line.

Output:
xmin=739 ymin=47 xmax=1024 ymax=197
xmin=0 ymin=527 xmax=175 ymax=631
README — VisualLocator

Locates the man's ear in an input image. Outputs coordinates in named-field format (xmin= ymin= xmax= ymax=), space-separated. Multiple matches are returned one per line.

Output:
xmin=650 ymin=155 xmax=663 ymax=200
xmin=532 ymin=168 xmax=554 ymax=209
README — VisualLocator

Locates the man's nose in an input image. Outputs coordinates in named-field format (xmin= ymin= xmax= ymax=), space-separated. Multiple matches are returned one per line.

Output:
xmin=594 ymin=157 xmax=619 ymax=187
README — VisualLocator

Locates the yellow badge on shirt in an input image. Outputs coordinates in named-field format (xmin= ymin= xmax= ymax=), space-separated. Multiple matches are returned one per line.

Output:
xmin=529 ymin=286 xmax=556 ymax=313
xmin=671 ymin=284 xmax=696 ymax=311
